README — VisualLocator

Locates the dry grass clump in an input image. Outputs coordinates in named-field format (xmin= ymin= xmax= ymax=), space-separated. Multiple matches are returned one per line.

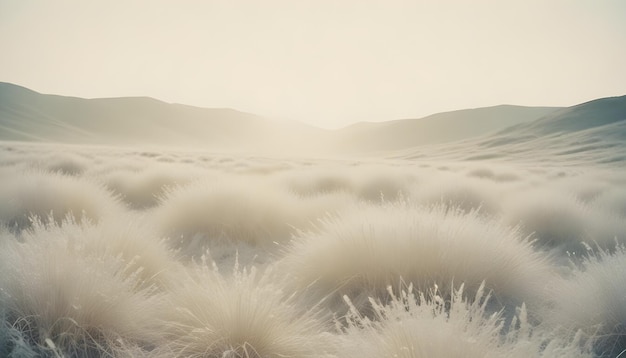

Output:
xmin=103 ymin=164 xmax=206 ymax=209
xmin=282 ymin=169 xmax=354 ymax=196
xmin=503 ymin=188 xmax=625 ymax=254
xmin=153 ymin=176 xmax=351 ymax=263
xmin=0 ymin=169 xmax=122 ymax=232
xmin=281 ymin=201 xmax=552 ymax=315
xmin=337 ymin=283 xmax=592 ymax=358
xmin=544 ymin=245 xmax=626 ymax=357
xmin=39 ymin=151 xmax=90 ymax=176
xmin=353 ymin=168 xmax=418 ymax=203
xmin=0 ymin=149 xmax=90 ymax=175
xmin=156 ymin=262 xmax=337 ymax=358
xmin=79 ymin=216 xmax=185 ymax=291
xmin=0 ymin=220 xmax=163 ymax=357
xmin=280 ymin=165 xmax=419 ymax=203
xmin=411 ymin=173 xmax=503 ymax=215
xmin=2 ymin=142 xmax=624 ymax=357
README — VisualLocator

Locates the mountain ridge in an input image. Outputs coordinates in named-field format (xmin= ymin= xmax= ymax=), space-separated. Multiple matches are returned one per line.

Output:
xmin=0 ymin=82 xmax=326 ymax=152
xmin=333 ymin=104 xmax=559 ymax=152
xmin=3 ymin=82 xmax=621 ymax=154
xmin=393 ymin=94 xmax=626 ymax=165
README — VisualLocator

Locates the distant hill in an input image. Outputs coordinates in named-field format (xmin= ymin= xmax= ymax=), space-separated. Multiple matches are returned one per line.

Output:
xmin=479 ymin=95 xmax=626 ymax=147
xmin=7 ymin=82 xmax=612 ymax=155
xmin=506 ymin=95 xmax=626 ymax=135
xmin=394 ymin=95 xmax=626 ymax=165
xmin=0 ymin=82 xmax=327 ymax=153
xmin=332 ymin=105 xmax=559 ymax=152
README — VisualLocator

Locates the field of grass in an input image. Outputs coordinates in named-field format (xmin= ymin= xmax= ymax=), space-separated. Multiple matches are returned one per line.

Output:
xmin=1 ymin=141 xmax=625 ymax=357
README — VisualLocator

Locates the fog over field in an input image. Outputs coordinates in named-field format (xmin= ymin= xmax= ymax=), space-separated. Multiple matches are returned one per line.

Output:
xmin=0 ymin=83 xmax=625 ymax=357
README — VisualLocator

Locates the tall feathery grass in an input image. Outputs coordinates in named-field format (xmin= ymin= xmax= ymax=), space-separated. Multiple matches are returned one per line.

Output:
xmin=155 ymin=261 xmax=337 ymax=358
xmin=102 ymin=163 xmax=207 ymax=209
xmin=280 ymin=165 xmax=419 ymax=202
xmin=0 ymin=169 xmax=122 ymax=232
xmin=544 ymin=245 xmax=626 ymax=357
xmin=153 ymin=176 xmax=351 ymax=266
xmin=280 ymin=200 xmax=553 ymax=316
xmin=0 ymin=219 xmax=164 ymax=357
xmin=503 ymin=188 xmax=626 ymax=255
xmin=336 ymin=282 xmax=593 ymax=357
xmin=1 ymin=143 xmax=625 ymax=357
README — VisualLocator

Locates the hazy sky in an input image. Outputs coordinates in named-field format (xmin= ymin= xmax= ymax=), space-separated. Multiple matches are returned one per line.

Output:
xmin=1 ymin=1 xmax=625 ymax=129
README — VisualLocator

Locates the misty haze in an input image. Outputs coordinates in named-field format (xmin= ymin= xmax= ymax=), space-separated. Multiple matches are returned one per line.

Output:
xmin=2 ymin=82 xmax=626 ymax=357
xmin=1 ymin=1 xmax=626 ymax=357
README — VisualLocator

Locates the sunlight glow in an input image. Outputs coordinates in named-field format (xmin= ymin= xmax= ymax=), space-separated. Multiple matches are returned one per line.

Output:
xmin=0 ymin=0 xmax=625 ymax=128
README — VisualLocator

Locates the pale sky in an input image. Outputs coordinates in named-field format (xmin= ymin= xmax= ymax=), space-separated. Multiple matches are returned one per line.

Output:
xmin=1 ymin=0 xmax=625 ymax=129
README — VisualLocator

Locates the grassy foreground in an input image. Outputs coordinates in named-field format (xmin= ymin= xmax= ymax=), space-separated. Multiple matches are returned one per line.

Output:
xmin=1 ymin=142 xmax=625 ymax=357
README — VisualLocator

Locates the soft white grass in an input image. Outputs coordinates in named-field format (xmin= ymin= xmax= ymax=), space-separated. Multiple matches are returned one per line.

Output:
xmin=502 ymin=187 xmax=625 ymax=254
xmin=352 ymin=167 xmax=419 ymax=203
xmin=503 ymin=189 xmax=589 ymax=251
xmin=0 ymin=220 xmax=163 ymax=357
xmin=2 ymin=142 xmax=626 ymax=357
xmin=38 ymin=151 xmax=91 ymax=176
xmin=280 ymin=165 xmax=419 ymax=203
xmin=102 ymin=163 xmax=207 ymax=209
xmin=153 ymin=176 xmax=352 ymax=263
xmin=544 ymin=245 xmax=626 ymax=356
xmin=280 ymin=201 xmax=553 ymax=315
xmin=156 ymin=262 xmax=337 ymax=358
xmin=79 ymin=216 xmax=185 ymax=291
xmin=0 ymin=146 xmax=96 ymax=176
xmin=281 ymin=168 xmax=354 ymax=196
xmin=0 ymin=168 xmax=122 ymax=231
xmin=337 ymin=283 xmax=592 ymax=358
xmin=411 ymin=172 xmax=504 ymax=215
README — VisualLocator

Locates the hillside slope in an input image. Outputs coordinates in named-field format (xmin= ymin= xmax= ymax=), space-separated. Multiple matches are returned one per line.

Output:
xmin=333 ymin=105 xmax=559 ymax=152
xmin=0 ymin=82 xmax=326 ymax=152
xmin=395 ymin=95 xmax=626 ymax=166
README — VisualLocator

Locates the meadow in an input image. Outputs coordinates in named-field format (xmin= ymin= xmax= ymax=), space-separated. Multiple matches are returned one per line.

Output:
xmin=0 ymin=139 xmax=624 ymax=358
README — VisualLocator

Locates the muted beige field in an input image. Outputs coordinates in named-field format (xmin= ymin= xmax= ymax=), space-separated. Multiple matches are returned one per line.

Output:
xmin=1 ymin=139 xmax=625 ymax=357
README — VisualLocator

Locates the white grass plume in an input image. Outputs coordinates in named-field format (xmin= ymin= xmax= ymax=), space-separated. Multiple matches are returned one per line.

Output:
xmin=337 ymin=283 xmax=592 ymax=357
xmin=38 ymin=151 xmax=90 ymax=176
xmin=282 ymin=168 xmax=354 ymax=196
xmin=544 ymin=244 xmax=626 ymax=356
xmin=77 ymin=216 xmax=184 ymax=291
xmin=156 ymin=262 xmax=337 ymax=358
xmin=280 ymin=201 xmax=553 ymax=314
xmin=153 ymin=176 xmax=350 ymax=262
xmin=353 ymin=168 xmax=418 ymax=203
xmin=0 ymin=168 xmax=122 ymax=232
xmin=411 ymin=172 xmax=503 ymax=215
xmin=503 ymin=188 xmax=625 ymax=254
xmin=279 ymin=165 xmax=419 ymax=203
xmin=102 ymin=163 xmax=207 ymax=209
xmin=0 ymin=219 xmax=163 ymax=356
xmin=0 ymin=147 xmax=90 ymax=176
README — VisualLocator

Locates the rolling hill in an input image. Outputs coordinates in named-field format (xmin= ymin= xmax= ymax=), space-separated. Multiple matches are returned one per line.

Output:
xmin=395 ymin=95 xmax=626 ymax=166
xmin=332 ymin=105 xmax=559 ymax=152
xmin=0 ymin=82 xmax=327 ymax=153
xmin=8 ymin=82 xmax=620 ymax=156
